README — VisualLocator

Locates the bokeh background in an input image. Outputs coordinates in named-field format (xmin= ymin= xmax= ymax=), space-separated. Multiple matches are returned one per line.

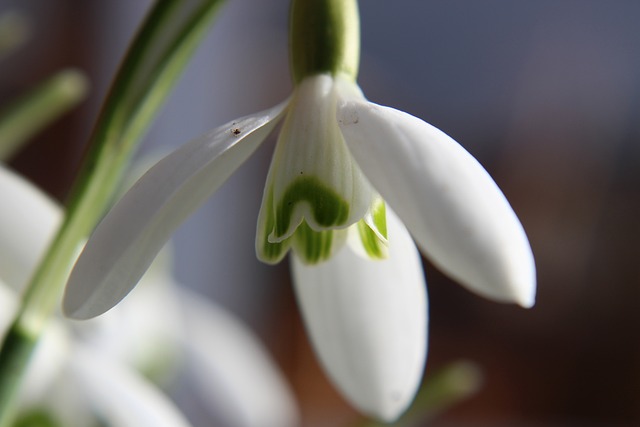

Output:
xmin=1 ymin=0 xmax=639 ymax=426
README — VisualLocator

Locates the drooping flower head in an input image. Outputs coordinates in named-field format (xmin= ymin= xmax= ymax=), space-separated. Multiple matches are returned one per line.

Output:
xmin=64 ymin=0 xmax=535 ymax=421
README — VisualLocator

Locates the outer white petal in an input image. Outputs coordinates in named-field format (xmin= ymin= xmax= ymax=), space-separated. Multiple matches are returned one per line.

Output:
xmin=67 ymin=345 xmax=193 ymax=427
xmin=292 ymin=209 xmax=427 ymax=422
xmin=63 ymin=102 xmax=288 ymax=319
xmin=337 ymin=100 xmax=536 ymax=308
xmin=0 ymin=165 xmax=62 ymax=290
xmin=173 ymin=289 xmax=299 ymax=427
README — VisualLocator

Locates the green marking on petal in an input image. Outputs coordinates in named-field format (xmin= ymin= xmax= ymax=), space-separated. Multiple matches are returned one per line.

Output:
xmin=274 ymin=176 xmax=349 ymax=238
xmin=257 ymin=186 xmax=291 ymax=264
xmin=356 ymin=199 xmax=388 ymax=260
xmin=293 ymin=221 xmax=343 ymax=265
xmin=357 ymin=220 xmax=388 ymax=260
xmin=371 ymin=198 xmax=387 ymax=240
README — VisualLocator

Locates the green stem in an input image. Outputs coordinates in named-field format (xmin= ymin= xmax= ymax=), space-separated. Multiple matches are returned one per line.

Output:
xmin=289 ymin=0 xmax=360 ymax=83
xmin=0 ymin=1 xmax=225 ymax=424
xmin=0 ymin=70 xmax=88 ymax=161
xmin=0 ymin=328 xmax=37 ymax=427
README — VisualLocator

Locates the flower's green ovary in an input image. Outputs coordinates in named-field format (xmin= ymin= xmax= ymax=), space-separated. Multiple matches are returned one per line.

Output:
xmin=274 ymin=176 xmax=350 ymax=238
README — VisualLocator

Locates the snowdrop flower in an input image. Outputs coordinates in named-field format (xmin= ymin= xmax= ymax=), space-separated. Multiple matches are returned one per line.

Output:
xmin=64 ymin=0 xmax=535 ymax=421
xmin=14 ymin=318 xmax=195 ymax=427
xmin=1 ymin=269 xmax=191 ymax=425
xmin=0 ymin=164 xmax=298 ymax=427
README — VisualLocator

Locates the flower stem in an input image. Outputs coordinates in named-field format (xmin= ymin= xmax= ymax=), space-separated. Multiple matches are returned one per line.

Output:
xmin=0 ymin=1 xmax=225 ymax=424
xmin=289 ymin=0 xmax=360 ymax=83
xmin=0 ymin=327 xmax=37 ymax=426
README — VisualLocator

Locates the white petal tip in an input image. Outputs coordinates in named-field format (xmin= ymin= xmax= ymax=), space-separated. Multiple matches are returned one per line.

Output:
xmin=61 ymin=304 xmax=88 ymax=320
xmin=480 ymin=269 xmax=537 ymax=309
xmin=61 ymin=294 xmax=83 ymax=320
xmin=361 ymin=392 xmax=416 ymax=423
xmin=62 ymin=300 xmax=96 ymax=320
xmin=502 ymin=257 xmax=537 ymax=309
xmin=515 ymin=287 xmax=536 ymax=309
xmin=62 ymin=284 xmax=116 ymax=321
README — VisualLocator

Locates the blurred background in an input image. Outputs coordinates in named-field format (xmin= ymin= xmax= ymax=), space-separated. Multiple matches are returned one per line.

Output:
xmin=1 ymin=0 xmax=639 ymax=426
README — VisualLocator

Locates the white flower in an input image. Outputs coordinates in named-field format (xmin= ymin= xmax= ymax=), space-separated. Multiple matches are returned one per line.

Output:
xmin=0 ymin=164 xmax=298 ymax=427
xmin=62 ymin=71 xmax=535 ymax=421
xmin=0 ymin=280 xmax=193 ymax=427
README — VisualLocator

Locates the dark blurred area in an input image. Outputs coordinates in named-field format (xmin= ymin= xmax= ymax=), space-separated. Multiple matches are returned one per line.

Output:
xmin=1 ymin=1 xmax=639 ymax=426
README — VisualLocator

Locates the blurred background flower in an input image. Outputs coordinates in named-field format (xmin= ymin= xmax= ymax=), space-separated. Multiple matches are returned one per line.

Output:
xmin=1 ymin=0 xmax=639 ymax=426
xmin=0 ymin=161 xmax=298 ymax=427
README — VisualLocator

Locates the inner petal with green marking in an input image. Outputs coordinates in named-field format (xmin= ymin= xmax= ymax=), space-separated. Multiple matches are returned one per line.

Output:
xmin=352 ymin=197 xmax=389 ymax=260
xmin=256 ymin=74 xmax=389 ymax=265
xmin=273 ymin=176 xmax=350 ymax=239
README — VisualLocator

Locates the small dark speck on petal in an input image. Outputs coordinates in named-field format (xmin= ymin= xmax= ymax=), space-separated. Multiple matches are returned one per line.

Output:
xmin=231 ymin=128 xmax=241 ymax=136
xmin=344 ymin=109 xmax=359 ymax=125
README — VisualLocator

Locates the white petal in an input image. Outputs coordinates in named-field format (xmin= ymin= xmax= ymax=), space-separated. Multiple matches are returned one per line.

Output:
xmin=68 ymin=345 xmax=193 ymax=427
xmin=337 ymin=100 xmax=536 ymax=308
xmin=63 ymin=102 xmax=287 ymax=319
xmin=292 ymin=209 xmax=427 ymax=422
xmin=0 ymin=165 xmax=62 ymax=290
xmin=173 ymin=289 xmax=299 ymax=427
xmin=0 ymin=280 xmax=18 ymax=343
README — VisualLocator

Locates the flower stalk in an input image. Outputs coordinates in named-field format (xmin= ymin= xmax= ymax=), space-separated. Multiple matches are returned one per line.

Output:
xmin=290 ymin=0 xmax=360 ymax=83
xmin=0 ymin=1 xmax=225 ymax=424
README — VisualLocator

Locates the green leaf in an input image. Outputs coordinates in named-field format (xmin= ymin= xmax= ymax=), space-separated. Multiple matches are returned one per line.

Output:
xmin=13 ymin=410 xmax=62 ymax=427
xmin=0 ymin=70 xmax=88 ymax=161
